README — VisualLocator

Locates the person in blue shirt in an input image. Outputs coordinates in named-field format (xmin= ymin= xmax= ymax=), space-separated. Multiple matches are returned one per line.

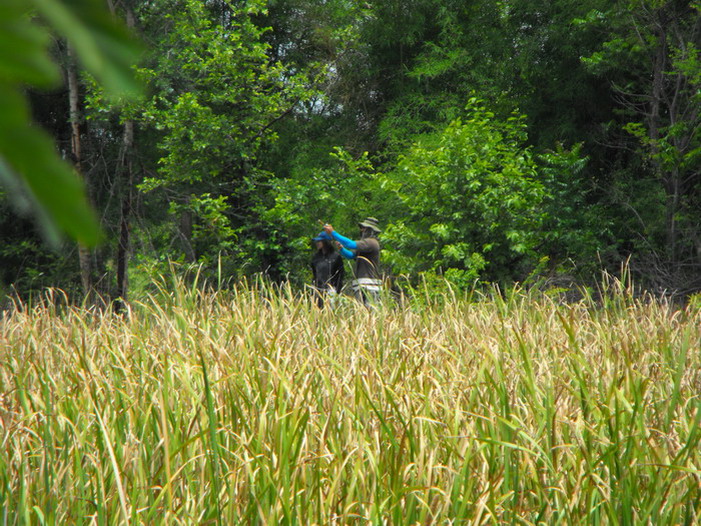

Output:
xmin=323 ymin=217 xmax=382 ymax=304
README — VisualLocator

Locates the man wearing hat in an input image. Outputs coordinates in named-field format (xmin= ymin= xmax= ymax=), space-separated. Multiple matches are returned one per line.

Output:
xmin=323 ymin=217 xmax=382 ymax=304
xmin=310 ymin=231 xmax=345 ymax=307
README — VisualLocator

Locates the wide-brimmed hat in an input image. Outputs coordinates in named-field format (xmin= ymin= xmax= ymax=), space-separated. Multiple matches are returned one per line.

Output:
xmin=312 ymin=231 xmax=332 ymax=242
xmin=358 ymin=217 xmax=381 ymax=233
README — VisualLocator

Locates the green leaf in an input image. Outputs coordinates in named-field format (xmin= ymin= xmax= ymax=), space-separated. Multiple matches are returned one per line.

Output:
xmin=0 ymin=2 xmax=60 ymax=87
xmin=31 ymin=0 xmax=143 ymax=98
xmin=0 ymin=86 xmax=101 ymax=246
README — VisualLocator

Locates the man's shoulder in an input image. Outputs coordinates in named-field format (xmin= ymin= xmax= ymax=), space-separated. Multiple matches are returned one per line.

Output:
xmin=356 ymin=237 xmax=380 ymax=252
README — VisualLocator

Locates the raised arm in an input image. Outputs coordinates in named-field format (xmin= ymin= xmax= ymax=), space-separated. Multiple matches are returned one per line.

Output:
xmin=323 ymin=223 xmax=357 ymax=249
xmin=339 ymin=246 xmax=355 ymax=259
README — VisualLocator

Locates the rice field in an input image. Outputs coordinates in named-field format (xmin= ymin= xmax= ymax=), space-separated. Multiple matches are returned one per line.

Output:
xmin=1 ymin=277 xmax=700 ymax=524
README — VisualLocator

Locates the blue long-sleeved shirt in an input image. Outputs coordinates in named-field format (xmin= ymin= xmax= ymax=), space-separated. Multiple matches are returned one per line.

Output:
xmin=332 ymin=231 xmax=357 ymax=259
xmin=331 ymin=231 xmax=357 ymax=249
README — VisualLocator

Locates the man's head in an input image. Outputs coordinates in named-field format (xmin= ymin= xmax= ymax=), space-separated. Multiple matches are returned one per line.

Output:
xmin=358 ymin=217 xmax=381 ymax=238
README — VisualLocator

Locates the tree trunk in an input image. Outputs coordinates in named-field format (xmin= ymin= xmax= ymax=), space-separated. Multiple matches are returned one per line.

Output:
xmin=115 ymin=120 xmax=134 ymax=310
xmin=66 ymin=43 xmax=93 ymax=298
xmin=114 ymin=5 xmax=136 ymax=312
xmin=180 ymin=205 xmax=197 ymax=263
xmin=648 ymin=22 xmax=682 ymax=267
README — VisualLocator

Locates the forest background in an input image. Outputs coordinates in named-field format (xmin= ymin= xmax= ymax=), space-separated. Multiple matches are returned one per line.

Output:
xmin=2 ymin=0 xmax=701 ymax=303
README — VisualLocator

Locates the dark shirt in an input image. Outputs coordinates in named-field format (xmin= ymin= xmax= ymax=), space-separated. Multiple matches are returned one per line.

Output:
xmin=354 ymin=237 xmax=380 ymax=279
xmin=311 ymin=250 xmax=344 ymax=292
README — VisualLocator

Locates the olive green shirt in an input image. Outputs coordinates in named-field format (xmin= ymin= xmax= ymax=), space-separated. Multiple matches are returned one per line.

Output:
xmin=354 ymin=237 xmax=380 ymax=279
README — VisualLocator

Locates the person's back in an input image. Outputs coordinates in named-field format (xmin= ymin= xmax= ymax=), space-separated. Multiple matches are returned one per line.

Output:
xmin=311 ymin=249 xmax=344 ymax=290
xmin=310 ymin=232 xmax=344 ymax=307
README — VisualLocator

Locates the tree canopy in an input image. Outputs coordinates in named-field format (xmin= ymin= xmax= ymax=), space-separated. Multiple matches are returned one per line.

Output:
xmin=2 ymin=0 xmax=701 ymax=299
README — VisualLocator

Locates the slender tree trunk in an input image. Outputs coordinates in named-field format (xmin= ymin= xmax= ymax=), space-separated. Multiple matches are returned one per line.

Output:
xmin=180 ymin=205 xmax=197 ymax=262
xmin=67 ymin=44 xmax=93 ymax=298
xmin=114 ymin=5 xmax=136 ymax=311
xmin=115 ymin=120 xmax=133 ymax=309
xmin=648 ymin=24 xmax=680 ymax=266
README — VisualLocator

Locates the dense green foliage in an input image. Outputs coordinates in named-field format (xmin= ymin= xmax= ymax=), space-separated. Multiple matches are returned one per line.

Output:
xmin=2 ymin=3 xmax=701 ymax=522
xmin=381 ymin=100 xmax=548 ymax=284
xmin=0 ymin=0 xmax=140 ymax=247
xmin=2 ymin=0 xmax=700 ymax=299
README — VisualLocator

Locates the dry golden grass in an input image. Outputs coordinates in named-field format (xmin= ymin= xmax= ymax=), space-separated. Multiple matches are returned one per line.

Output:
xmin=1 ymin=279 xmax=699 ymax=524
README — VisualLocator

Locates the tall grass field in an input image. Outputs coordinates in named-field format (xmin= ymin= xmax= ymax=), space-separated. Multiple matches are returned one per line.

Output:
xmin=1 ymin=277 xmax=700 ymax=524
